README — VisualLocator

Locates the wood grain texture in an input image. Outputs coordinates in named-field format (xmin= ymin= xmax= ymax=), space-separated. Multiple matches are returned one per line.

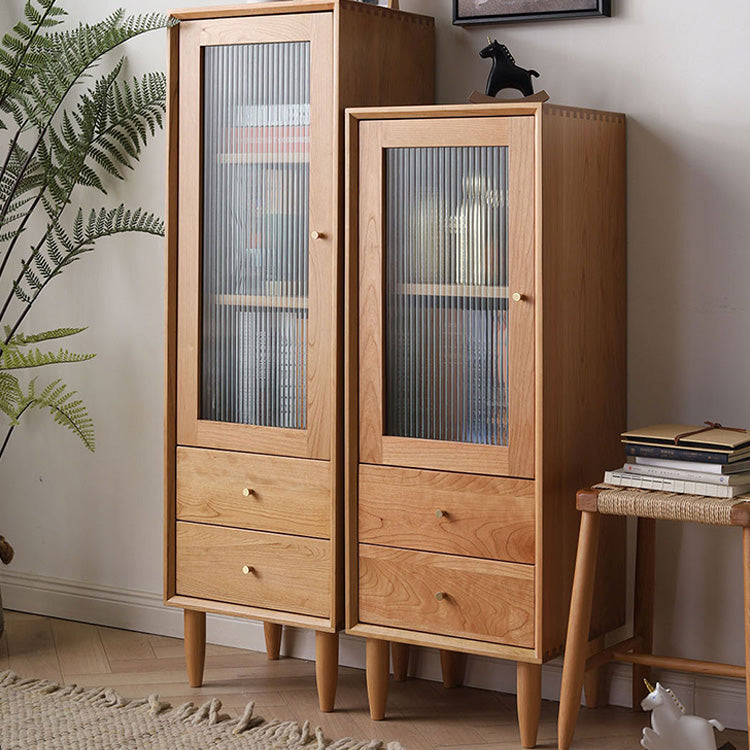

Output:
xmin=164 ymin=22 xmax=180 ymax=604
xmin=366 ymin=638 xmax=390 ymax=720
xmin=184 ymin=609 xmax=206 ymax=687
xmin=558 ymin=511 xmax=601 ymax=750
xmin=176 ymin=522 xmax=330 ymax=617
xmin=632 ymin=517 xmax=656 ymax=710
xmin=359 ymin=545 xmax=534 ymax=648
xmin=516 ymin=661 xmax=541 ymax=748
xmin=537 ymin=103 xmax=627 ymax=660
xmin=358 ymin=464 xmax=534 ymax=563
xmin=176 ymin=447 xmax=331 ymax=538
xmin=263 ymin=622 xmax=282 ymax=660
xmin=315 ymin=630 xmax=339 ymax=711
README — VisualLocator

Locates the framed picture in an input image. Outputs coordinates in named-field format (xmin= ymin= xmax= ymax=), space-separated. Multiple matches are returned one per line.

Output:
xmin=453 ymin=0 xmax=611 ymax=25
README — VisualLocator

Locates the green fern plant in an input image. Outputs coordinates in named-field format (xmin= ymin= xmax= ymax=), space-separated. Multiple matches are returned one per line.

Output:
xmin=0 ymin=0 xmax=170 ymax=561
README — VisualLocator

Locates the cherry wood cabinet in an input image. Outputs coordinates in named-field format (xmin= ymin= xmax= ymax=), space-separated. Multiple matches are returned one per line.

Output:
xmin=164 ymin=1 xmax=434 ymax=712
xmin=345 ymin=102 xmax=627 ymax=744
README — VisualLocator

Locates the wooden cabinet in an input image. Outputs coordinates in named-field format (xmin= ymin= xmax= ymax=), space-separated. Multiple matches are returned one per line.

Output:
xmin=345 ymin=102 xmax=627 ymax=744
xmin=164 ymin=1 xmax=434 ymax=712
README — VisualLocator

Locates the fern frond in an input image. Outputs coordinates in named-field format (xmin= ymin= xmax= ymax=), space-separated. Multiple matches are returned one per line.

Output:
xmin=0 ymin=344 xmax=94 ymax=370
xmin=6 ymin=326 xmax=87 ymax=345
xmin=0 ymin=372 xmax=22 ymax=419
xmin=10 ymin=377 xmax=95 ymax=450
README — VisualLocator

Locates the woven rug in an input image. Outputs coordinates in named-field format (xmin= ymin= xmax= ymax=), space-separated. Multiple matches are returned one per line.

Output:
xmin=0 ymin=670 xmax=402 ymax=749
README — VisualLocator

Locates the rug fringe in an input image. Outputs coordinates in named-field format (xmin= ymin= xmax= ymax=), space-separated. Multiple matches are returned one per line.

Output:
xmin=0 ymin=670 xmax=405 ymax=749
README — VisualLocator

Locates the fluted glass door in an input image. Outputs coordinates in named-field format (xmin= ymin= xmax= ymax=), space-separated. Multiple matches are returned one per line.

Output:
xmin=176 ymin=14 xmax=333 ymax=459
xmin=358 ymin=117 xmax=535 ymax=477
xmin=201 ymin=41 xmax=310 ymax=430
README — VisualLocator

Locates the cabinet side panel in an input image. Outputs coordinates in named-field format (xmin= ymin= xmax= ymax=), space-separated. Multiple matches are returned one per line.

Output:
xmin=539 ymin=106 xmax=627 ymax=659
xmin=164 ymin=23 xmax=180 ymax=602
xmin=336 ymin=5 xmax=433 ymax=629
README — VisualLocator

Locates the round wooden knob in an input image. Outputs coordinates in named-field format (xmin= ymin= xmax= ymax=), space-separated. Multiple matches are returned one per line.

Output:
xmin=241 ymin=565 xmax=254 ymax=575
xmin=435 ymin=509 xmax=446 ymax=519
xmin=242 ymin=487 xmax=253 ymax=497
xmin=435 ymin=591 xmax=446 ymax=601
xmin=511 ymin=292 xmax=525 ymax=302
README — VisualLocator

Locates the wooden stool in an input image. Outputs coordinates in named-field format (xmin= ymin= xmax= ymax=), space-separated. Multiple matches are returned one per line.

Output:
xmin=558 ymin=485 xmax=750 ymax=750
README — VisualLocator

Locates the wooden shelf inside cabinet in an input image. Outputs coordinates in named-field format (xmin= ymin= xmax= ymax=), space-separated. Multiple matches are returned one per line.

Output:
xmin=396 ymin=283 xmax=508 ymax=300
xmin=213 ymin=294 xmax=309 ymax=310
xmin=217 ymin=153 xmax=309 ymax=165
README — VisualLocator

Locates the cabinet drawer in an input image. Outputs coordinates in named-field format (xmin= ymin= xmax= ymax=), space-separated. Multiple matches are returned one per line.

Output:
xmin=176 ymin=522 xmax=330 ymax=617
xmin=358 ymin=465 xmax=534 ymax=563
xmin=176 ymin=447 xmax=330 ymax=538
xmin=359 ymin=544 xmax=534 ymax=647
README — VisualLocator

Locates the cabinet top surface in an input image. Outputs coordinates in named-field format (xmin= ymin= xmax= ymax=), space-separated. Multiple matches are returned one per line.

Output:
xmin=170 ymin=0 xmax=434 ymax=24
xmin=346 ymin=102 xmax=626 ymax=122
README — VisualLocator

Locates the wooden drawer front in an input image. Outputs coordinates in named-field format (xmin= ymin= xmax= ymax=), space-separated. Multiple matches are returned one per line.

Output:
xmin=176 ymin=447 xmax=330 ymax=538
xmin=359 ymin=545 xmax=534 ymax=647
xmin=358 ymin=465 xmax=535 ymax=564
xmin=176 ymin=522 xmax=330 ymax=617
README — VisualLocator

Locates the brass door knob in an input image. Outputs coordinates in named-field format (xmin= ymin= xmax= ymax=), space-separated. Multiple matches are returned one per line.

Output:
xmin=435 ymin=591 xmax=446 ymax=601
xmin=242 ymin=487 xmax=253 ymax=497
xmin=241 ymin=565 xmax=254 ymax=575
xmin=511 ymin=292 xmax=526 ymax=302
xmin=310 ymin=230 xmax=325 ymax=240
xmin=435 ymin=509 xmax=447 ymax=519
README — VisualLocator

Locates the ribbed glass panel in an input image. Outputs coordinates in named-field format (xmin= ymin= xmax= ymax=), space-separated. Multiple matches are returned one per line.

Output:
xmin=385 ymin=147 xmax=509 ymax=446
xmin=201 ymin=42 xmax=310 ymax=429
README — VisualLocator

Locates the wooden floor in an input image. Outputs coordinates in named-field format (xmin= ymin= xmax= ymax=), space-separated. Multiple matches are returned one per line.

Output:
xmin=0 ymin=611 xmax=747 ymax=749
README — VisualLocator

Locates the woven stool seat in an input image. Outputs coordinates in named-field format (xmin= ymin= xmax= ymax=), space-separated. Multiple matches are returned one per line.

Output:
xmin=577 ymin=484 xmax=750 ymax=526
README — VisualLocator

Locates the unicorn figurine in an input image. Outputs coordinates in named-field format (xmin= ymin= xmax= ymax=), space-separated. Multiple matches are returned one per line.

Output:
xmin=640 ymin=679 xmax=724 ymax=750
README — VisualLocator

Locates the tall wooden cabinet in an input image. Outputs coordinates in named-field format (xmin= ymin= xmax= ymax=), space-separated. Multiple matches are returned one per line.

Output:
xmin=345 ymin=103 xmax=627 ymax=745
xmin=164 ymin=2 xmax=434 ymax=712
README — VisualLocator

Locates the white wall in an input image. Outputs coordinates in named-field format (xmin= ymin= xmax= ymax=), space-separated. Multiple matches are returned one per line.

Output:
xmin=1 ymin=0 xmax=750 ymax=729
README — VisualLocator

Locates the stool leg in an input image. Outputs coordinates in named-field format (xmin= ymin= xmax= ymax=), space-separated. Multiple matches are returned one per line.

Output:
xmin=632 ymin=517 xmax=656 ymax=711
xmin=558 ymin=510 xmax=601 ymax=750
xmin=583 ymin=635 xmax=606 ymax=708
xmin=743 ymin=527 xmax=750 ymax=732
xmin=517 ymin=662 xmax=541 ymax=748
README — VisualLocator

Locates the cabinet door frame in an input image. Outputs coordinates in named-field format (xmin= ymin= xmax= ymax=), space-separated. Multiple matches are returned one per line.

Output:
xmin=176 ymin=14 xmax=334 ymax=460
xmin=358 ymin=117 xmax=535 ymax=478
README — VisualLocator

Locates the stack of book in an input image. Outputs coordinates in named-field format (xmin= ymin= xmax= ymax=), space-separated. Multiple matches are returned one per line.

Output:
xmin=604 ymin=423 xmax=750 ymax=498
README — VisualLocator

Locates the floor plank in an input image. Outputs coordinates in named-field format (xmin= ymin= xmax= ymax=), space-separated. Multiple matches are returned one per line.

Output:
xmin=51 ymin=619 xmax=110 ymax=677
xmin=2 ymin=611 xmax=748 ymax=750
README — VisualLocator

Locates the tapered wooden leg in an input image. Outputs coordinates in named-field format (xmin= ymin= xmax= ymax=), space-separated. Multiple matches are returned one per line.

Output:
xmin=391 ymin=642 xmax=409 ymax=682
xmin=517 ymin=662 xmax=541 ymax=748
xmin=558 ymin=510 xmax=601 ymax=750
xmin=742 ymin=527 xmax=750 ymax=733
xmin=583 ymin=635 xmax=606 ymax=708
xmin=632 ymin=517 xmax=656 ymax=711
xmin=184 ymin=609 xmax=206 ymax=688
xmin=366 ymin=638 xmax=390 ymax=720
xmin=315 ymin=631 xmax=338 ymax=712
xmin=264 ymin=622 xmax=282 ymax=661
xmin=439 ymin=649 xmax=464 ymax=688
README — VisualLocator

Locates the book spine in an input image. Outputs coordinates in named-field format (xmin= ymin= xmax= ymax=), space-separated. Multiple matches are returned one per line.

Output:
xmin=622 ymin=463 xmax=730 ymax=484
xmin=604 ymin=471 xmax=736 ymax=498
xmin=625 ymin=443 xmax=728 ymax=464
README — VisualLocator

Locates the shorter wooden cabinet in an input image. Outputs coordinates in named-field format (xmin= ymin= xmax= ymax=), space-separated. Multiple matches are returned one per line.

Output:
xmin=345 ymin=102 xmax=627 ymax=746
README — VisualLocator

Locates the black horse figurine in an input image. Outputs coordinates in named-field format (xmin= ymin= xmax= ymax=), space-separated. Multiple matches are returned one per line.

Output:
xmin=480 ymin=39 xmax=539 ymax=98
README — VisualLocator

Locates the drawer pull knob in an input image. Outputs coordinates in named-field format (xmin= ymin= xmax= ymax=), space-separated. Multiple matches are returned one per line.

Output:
xmin=435 ymin=591 xmax=447 ymax=601
xmin=242 ymin=487 xmax=253 ymax=497
xmin=241 ymin=565 xmax=254 ymax=575
xmin=435 ymin=509 xmax=447 ymax=519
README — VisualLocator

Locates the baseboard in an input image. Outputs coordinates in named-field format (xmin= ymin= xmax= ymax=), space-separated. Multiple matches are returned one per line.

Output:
xmin=1 ymin=569 xmax=746 ymax=730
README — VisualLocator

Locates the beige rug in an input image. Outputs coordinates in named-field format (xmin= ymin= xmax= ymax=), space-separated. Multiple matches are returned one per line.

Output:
xmin=0 ymin=670 xmax=402 ymax=749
